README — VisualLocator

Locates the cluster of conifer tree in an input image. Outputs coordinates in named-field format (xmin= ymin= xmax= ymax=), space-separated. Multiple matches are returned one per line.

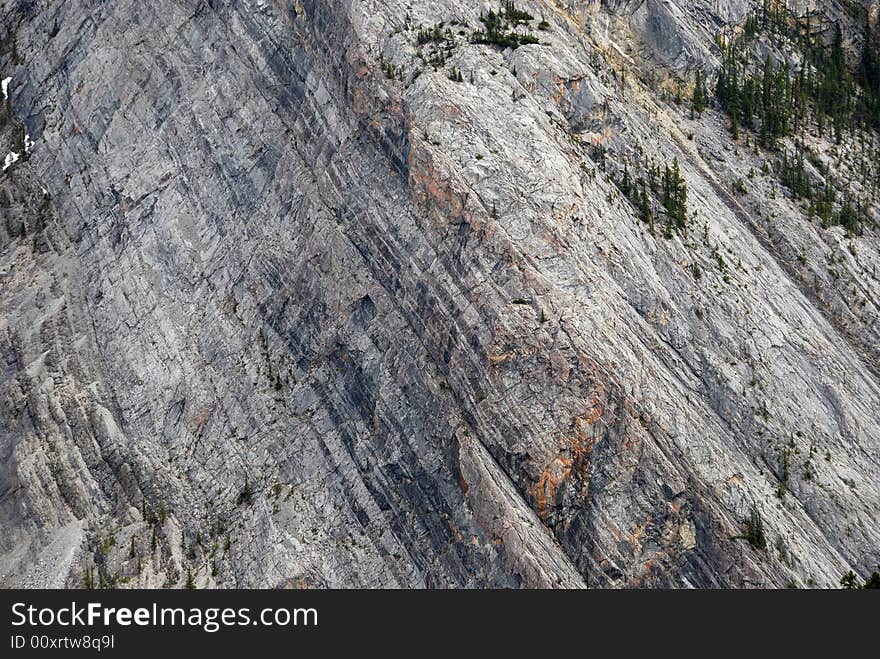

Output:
xmin=708 ymin=1 xmax=879 ymax=234
xmin=472 ymin=3 xmax=540 ymax=49
xmin=661 ymin=159 xmax=689 ymax=235
xmin=714 ymin=2 xmax=880 ymax=145
xmin=715 ymin=38 xmax=797 ymax=145
xmin=616 ymin=159 xmax=688 ymax=237
xmin=861 ymin=13 xmax=880 ymax=131
xmin=773 ymin=143 xmax=868 ymax=231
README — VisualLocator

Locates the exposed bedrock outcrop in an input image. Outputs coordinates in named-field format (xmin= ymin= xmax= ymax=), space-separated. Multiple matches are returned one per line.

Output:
xmin=0 ymin=0 xmax=877 ymax=588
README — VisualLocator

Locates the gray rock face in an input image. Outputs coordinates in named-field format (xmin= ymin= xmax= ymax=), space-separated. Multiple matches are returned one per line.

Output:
xmin=0 ymin=0 xmax=877 ymax=588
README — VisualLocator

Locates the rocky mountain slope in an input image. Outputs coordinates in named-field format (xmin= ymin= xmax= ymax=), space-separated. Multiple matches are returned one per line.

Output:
xmin=0 ymin=0 xmax=878 ymax=588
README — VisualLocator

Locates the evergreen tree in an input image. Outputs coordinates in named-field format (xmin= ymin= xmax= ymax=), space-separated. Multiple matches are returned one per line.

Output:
xmin=831 ymin=22 xmax=845 ymax=80
xmin=620 ymin=163 xmax=632 ymax=196
xmin=639 ymin=181 xmax=653 ymax=233
xmin=840 ymin=570 xmax=860 ymax=589
xmin=661 ymin=159 xmax=688 ymax=233
xmin=859 ymin=11 xmax=880 ymax=128
xmin=741 ymin=505 xmax=767 ymax=550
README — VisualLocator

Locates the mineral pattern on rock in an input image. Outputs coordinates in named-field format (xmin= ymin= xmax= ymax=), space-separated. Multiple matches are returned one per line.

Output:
xmin=0 ymin=0 xmax=878 ymax=588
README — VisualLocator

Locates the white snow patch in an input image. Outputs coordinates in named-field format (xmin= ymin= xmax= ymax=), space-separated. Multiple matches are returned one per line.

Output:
xmin=1 ymin=76 xmax=10 ymax=100
xmin=24 ymin=133 xmax=33 ymax=153
xmin=3 ymin=151 xmax=19 ymax=171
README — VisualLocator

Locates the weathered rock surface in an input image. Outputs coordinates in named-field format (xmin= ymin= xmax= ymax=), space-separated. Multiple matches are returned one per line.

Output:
xmin=0 ymin=0 xmax=877 ymax=588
